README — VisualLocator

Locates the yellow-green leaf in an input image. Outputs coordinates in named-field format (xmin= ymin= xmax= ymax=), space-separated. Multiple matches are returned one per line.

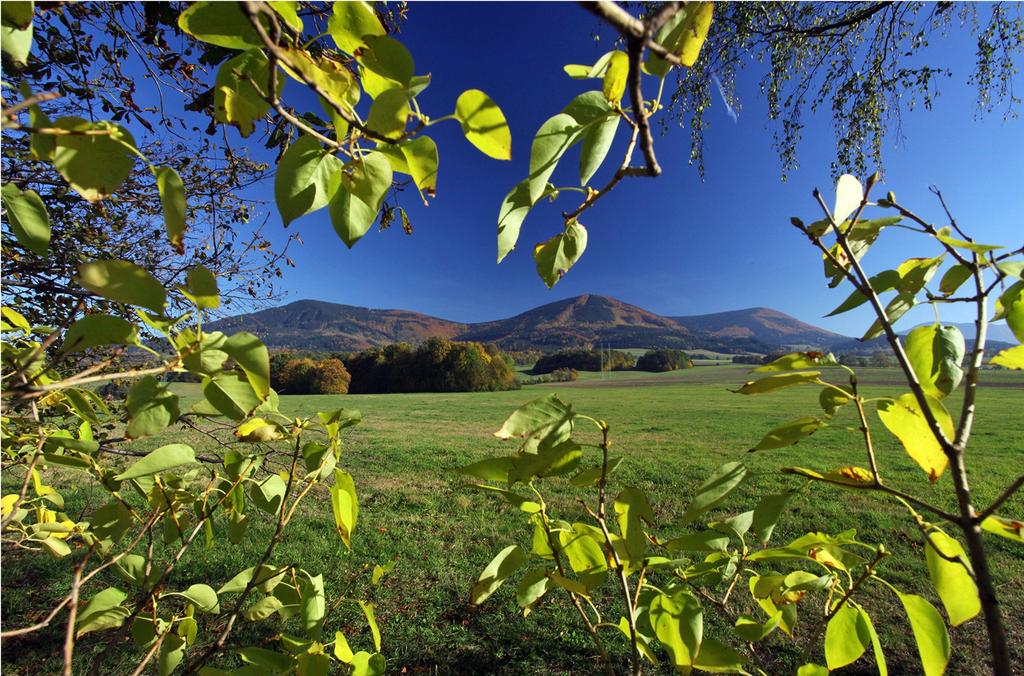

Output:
xmin=534 ymin=221 xmax=588 ymax=288
xmin=470 ymin=545 xmax=526 ymax=605
xmin=455 ymin=89 xmax=512 ymax=161
xmin=327 ymin=0 xmax=385 ymax=55
xmin=905 ymin=324 xmax=965 ymax=399
xmin=897 ymin=592 xmax=950 ymax=676
xmin=156 ymin=167 xmax=187 ymax=253
xmin=77 ymin=260 xmax=167 ymax=312
xmin=601 ymin=51 xmax=628 ymax=105
xmin=1 ymin=182 xmax=50 ymax=255
xmin=732 ymin=371 xmax=822 ymax=395
xmin=876 ymin=393 xmax=954 ymax=481
xmin=330 ymin=469 xmax=358 ymax=548
xmin=925 ymin=530 xmax=980 ymax=626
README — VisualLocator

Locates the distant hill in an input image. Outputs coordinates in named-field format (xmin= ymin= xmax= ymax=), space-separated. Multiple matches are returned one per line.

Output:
xmin=207 ymin=299 xmax=466 ymax=351
xmin=209 ymin=296 xmax=846 ymax=354
xmin=670 ymin=307 xmax=845 ymax=350
xmin=459 ymin=294 xmax=736 ymax=350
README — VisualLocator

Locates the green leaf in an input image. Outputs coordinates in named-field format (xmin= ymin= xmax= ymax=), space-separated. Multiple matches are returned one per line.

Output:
xmin=457 ymin=456 xmax=513 ymax=482
xmin=77 ymin=260 xmax=166 ymax=311
xmin=935 ymin=226 xmax=1002 ymax=254
xmin=750 ymin=416 xmax=827 ymax=451
xmin=180 ymin=584 xmax=220 ymax=614
xmin=939 ymin=264 xmax=973 ymax=296
xmin=0 ymin=15 xmax=32 ymax=66
xmin=334 ymin=630 xmax=354 ymax=663
xmin=1 ymin=306 xmax=31 ymax=333
xmin=328 ymin=0 xmax=385 ymax=55
xmin=1 ymin=2 xmax=34 ymax=29
xmin=755 ymin=351 xmax=837 ymax=372
xmin=515 ymin=567 xmax=552 ymax=615
xmin=351 ymin=652 xmax=385 ymax=676
xmin=751 ymin=491 xmax=794 ymax=545
xmin=579 ymin=114 xmax=619 ymax=186
xmin=356 ymin=35 xmax=413 ymax=97
xmin=471 ymin=484 xmax=541 ymax=513
xmin=819 ymin=386 xmax=852 ymax=418
xmin=270 ymin=1 xmax=302 ymax=32
xmin=116 ymin=444 xmax=196 ymax=480
xmin=783 ymin=465 xmax=875 ymax=487
xmin=876 ymin=393 xmax=954 ymax=480
xmin=650 ymin=591 xmax=702 ymax=670
xmin=693 ymin=637 xmax=745 ymax=673
xmin=177 ymin=1 xmax=263 ymax=49
xmin=494 ymin=393 xmax=573 ymax=440
xmin=897 ymin=592 xmax=950 ymax=676
xmin=52 ymin=117 xmax=136 ymax=202
xmin=155 ymin=167 xmax=187 ymax=254
xmin=76 ymin=587 xmax=129 ymax=637
xmin=796 ymin=665 xmax=829 ymax=676
xmin=615 ymin=486 xmax=655 ymax=564
xmin=201 ymin=372 xmax=262 ymax=420
xmin=497 ymin=180 xmax=534 ymax=263
xmin=825 ymin=601 xmax=870 ymax=669
xmin=62 ymin=315 xmax=139 ymax=353
xmin=222 ymin=332 xmax=270 ymax=400
xmin=925 ymin=530 xmax=980 ymax=626
xmin=680 ymin=461 xmax=748 ymax=525
xmin=644 ymin=2 xmax=714 ymax=76
xmin=330 ymin=469 xmax=358 ymax=548
xmin=569 ymin=455 xmax=623 ymax=487
xmin=559 ymin=526 xmax=608 ymax=591
xmin=381 ymin=136 xmax=438 ymax=196
xmin=245 ymin=596 xmax=285 ymax=622
xmin=250 ymin=474 xmax=286 ymax=515
xmin=274 ymin=136 xmax=343 ymax=226
xmin=733 ymin=613 xmax=781 ymax=642
xmin=853 ymin=603 xmax=888 ymax=675
xmin=534 ymin=221 xmax=588 ymax=288
xmin=366 ymin=87 xmax=410 ymax=138
xmin=1 ymin=182 xmax=50 ymax=255
xmin=565 ymin=51 xmax=615 ymax=79
xmin=214 ymin=49 xmax=276 ymax=138
xmin=126 ymin=376 xmax=181 ymax=439
xmin=980 ymin=515 xmax=1023 ymax=542
xmin=601 ymin=51 xmax=628 ymax=105
xmin=662 ymin=530 xmax=730 ymax=553
xmin=455 ymin=89 xmax=512 ymax=161
xmin=826 ymin=269 xmax=899 ymax=316
xmin=239 ymin=646 xmax=292 ymax=671
xmin=471 ymin=544 xmax=526 ymax=605
xmin=180 ymin=265 xmax=220 ymax=310
xmin=528 ymin=113 xmax=581 ymax=203
xmin=905 ymin=324 xmax=965 ymax=399
xmin=732 ymin=371 xmax=822 ymax=395
xmin=329 ymin=152 xmax=392 ymax=248
xmin=358 ymin=606 xmax=382 ymax=651
xmin=861 ymin=292 xmax=917 ymax=341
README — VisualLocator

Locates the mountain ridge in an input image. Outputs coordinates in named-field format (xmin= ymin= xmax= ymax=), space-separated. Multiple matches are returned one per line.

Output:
xmin=206 ymin=295 xmax=881 ymax=354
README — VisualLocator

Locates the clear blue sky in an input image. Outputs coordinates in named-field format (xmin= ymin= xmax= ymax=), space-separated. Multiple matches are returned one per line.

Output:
xmin=256 ymin=3 xmax=1022 ymax=337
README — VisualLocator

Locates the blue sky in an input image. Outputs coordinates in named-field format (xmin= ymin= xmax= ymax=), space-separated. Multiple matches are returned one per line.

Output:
xmin=253 ymin=3 xmax=1023 ymax=336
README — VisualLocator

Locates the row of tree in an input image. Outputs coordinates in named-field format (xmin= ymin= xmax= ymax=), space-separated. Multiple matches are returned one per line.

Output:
xmin=532 ymin=348 xmax=694 ymax=374
xmin=271 ymin=338 xmax=520 ymax=394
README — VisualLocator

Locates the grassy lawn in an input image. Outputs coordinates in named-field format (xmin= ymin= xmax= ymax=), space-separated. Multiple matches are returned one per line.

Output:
xmin=3 ymin=365 xmax=1021 ymax=674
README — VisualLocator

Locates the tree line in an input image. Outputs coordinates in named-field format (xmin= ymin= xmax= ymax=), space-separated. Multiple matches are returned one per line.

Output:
xmin=271 ymin=338 xmax=519 ymax=394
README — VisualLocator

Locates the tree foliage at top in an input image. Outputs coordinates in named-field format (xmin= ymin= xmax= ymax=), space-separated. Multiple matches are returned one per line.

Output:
xmin=660 ymin=2 xmax=1024 ymax=178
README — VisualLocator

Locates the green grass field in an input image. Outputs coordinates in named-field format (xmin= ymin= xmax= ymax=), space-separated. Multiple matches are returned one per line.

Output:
xmin=3 ymin=365 xmax=1021 ymax=674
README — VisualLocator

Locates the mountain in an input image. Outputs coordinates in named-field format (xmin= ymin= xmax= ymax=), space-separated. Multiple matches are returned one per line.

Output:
xmin=208 ymin=299 xmax=466 ymax=351
xmin=208 ymin=296 xmax=841 ymax=353
xmin=669 ymin=307 xmax=845 ymax=350
xmin=459 ymin=294 xmax=714 ymax=350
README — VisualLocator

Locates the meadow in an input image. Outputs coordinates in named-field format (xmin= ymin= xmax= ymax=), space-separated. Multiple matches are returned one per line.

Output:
xmin=3 ymin=365 xmax=1021 ymax=674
